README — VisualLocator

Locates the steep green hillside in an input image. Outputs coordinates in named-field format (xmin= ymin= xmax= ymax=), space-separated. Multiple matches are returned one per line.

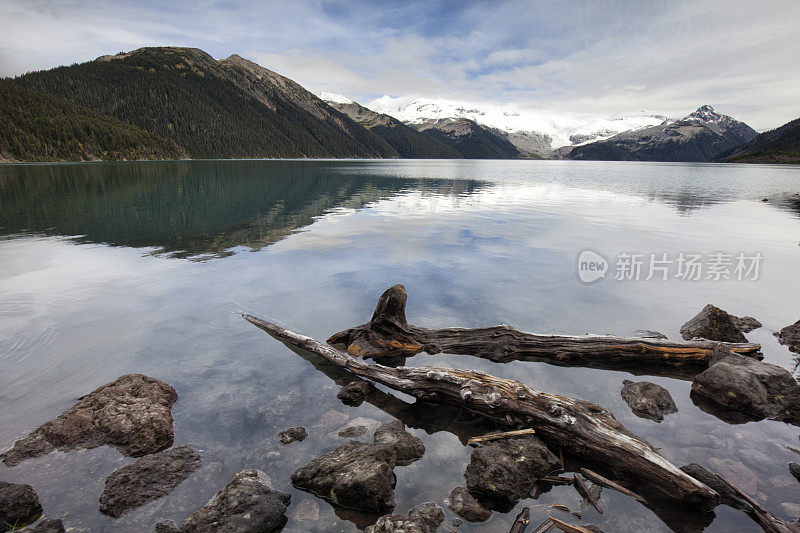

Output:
xmin=11 ymin=47 xmax=398 ymax=159
xmin=0 ymin=80 xmax=184 ymax=162
xmin=715 ymin=117 xmax=800 ymax=164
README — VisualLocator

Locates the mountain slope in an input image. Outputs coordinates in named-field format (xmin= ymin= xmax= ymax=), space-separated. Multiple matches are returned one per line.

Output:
xmin=0 ymin=80 xmax=185 ymax=162
xmin=566 ymin=106 xmax=757 ymax=162
xmin=714 ymin=116 xmax=800 ymax=164
xmin=10 ymin=47 xmax=398 ymax=159
xmin=322 ymin=96 xmax=462 ymax=158
xmin=411 ymin=118 xmax=520 ymax=159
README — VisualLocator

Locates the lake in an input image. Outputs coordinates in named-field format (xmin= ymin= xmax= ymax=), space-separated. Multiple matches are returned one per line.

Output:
xmin=1 ymin=159 xmax=799 ymax=532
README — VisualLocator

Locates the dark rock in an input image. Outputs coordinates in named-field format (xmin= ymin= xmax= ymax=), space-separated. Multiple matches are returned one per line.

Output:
xmin=339 ymin=425 xmax=368 ymax=438
xmin=373 ymin=420 xmax=425 ymax=464
xmin=731 ymin=315 xmax=762 ymax=333
xmin=464 ymin=435 xmax=560 ymax=511
xmin=790 ymin=462 xmax=800 ymax=483
xmin=446 ymin=486 xmax=492 ymax=522
xmin=278 ymin=427 xmax=307 ymax=444
xmin=181 ymin=469 xmax=290 ymax=533
xmin=365 ymin=502 xmax=445 ymax=533
xmin=634 ymin=330 xmax=668 ymax=339
xmin=337 ymin=379 xmax=376 ymax=407
xmin=99 ymin=444 xmax=202 ymax=517
xmin=1 ymin=374 xmax=177 ymax=466
xmin=0 ymin=481 xmax=42 ymax=531
xmin=680 ymin=463 xmax=748 ymax=511
xmin=620 ymin=380 xmax=678 ymax=422
xmin=691 ymin=347 xmax=800 ymax=423
xmin=680 ymin=304 xmax=748 ymax=343
xmin=291 ymin=440 xmax=397 ymax=513
xmin=154 ymin=519 xmax=180 ymax=533
xmin=18 ymin=519 xmax=65 ymax=533
xmin=776 ymin=319 xmax=800 ymax=353
xmin=451 ymin=517 xmax=463 ymax=527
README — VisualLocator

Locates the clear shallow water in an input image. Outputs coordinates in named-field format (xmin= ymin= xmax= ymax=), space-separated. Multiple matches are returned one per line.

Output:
xmin=0 ymin=160 xmax=799 ymax=532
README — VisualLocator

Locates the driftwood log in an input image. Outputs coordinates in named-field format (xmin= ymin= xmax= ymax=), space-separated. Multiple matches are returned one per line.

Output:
xmin=244 ymin=313 xmax=717 ymax=504
xmin=327 ymin=285 xmax=761 ymax=372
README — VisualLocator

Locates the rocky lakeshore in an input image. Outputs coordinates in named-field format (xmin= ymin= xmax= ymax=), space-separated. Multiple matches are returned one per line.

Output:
xmin=2 ymin=296 xmax=800 ymax=532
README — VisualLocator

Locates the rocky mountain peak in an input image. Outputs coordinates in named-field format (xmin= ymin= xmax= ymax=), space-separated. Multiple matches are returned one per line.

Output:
xmin=684 ymin=105 xmax=724 ymax=123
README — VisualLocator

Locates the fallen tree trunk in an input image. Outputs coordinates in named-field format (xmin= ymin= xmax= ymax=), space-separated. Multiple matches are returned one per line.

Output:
xmin=326 ymin=285 xmax=761 ymax=369
xmin=244 ymin=313 xmax=717 ymax=504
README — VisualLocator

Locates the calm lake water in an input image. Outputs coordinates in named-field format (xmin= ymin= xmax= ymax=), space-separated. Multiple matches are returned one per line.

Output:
xmin=1 ymin=160 xmax=799 ymax=532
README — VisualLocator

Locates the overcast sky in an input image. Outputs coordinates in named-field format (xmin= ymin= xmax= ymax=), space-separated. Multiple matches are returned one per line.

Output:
xmin=2 ymin=0 xmax=799 ymax=130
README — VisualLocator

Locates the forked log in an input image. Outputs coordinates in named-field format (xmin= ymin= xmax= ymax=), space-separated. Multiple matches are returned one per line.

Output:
xmin=244 ymin=313 xmax=718 ymax=504
xmin=327 ymin=285 xmax=761 ymax=369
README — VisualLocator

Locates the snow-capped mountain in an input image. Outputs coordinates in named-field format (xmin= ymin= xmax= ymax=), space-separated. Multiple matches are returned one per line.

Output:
xmin=566 ymin=105 xmax=757 ymax=162
xmin=365 ymin=95 xmax=670 ymax=151
xmin=317 ymin=91 xmax=354 ymax=105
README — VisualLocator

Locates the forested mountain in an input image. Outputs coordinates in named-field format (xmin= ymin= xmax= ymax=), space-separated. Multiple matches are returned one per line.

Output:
xmin=324 ymin=97 xmax=462 ymax=158
xmin=411 ymin=118 xmax=520 ymax=159
xmin=8 ymin=47 xmax=399 ymax=160
xmin=714 ymin=116 xmax=800 ymax=164
xmin=0 ymin=80 xmax=185 ymax=162
xmin=565 ymin=106 xmax=757 ymax=162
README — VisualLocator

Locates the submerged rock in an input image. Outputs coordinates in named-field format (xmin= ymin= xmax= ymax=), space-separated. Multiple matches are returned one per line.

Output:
xmin=465 ymin=435 xmax=560 ymax=511
xmin=776 ymin=319 xmax=800 ymax=353
xmin=731 ymin=315 xmax=762 ymax=333
xmin=365 ymin=502 xmax=445 ymax=533
xmin=620 ymin=380 xmax=678 ymax=422
xmin=339 ymin=425 xmax=368 ymax=438
xmin=691 ymin=347 xmax=800 ymax=423
xmin=680 ymin=304 xmax=748 ymax=343
xmin=373 ymin=420 xmax=425 ymax=464
xmin=154 ymin=519 xmax=180 ymax=533
xmin=279 ymin=427 xmax=307 ymax=444
xmin=0 ymin=482 xmax=42 ymax=531
xmin=337 ymin=379 xmax=376 ymax=407
xmin=181 ymin=469 xmax=290 ymax=533
xmin=18 ymin=519 xmax=65 ymax=533
xmin=445 ymin=486 xmax=492 ymax=522
xmin=99 ymin=444 xmax=202 ymax=518
xmin=2 ymin=374 xmax=177 ymax=466
xmin=790 ymin=462 xmax=800 ymax=483
xmin=291 ymin=440 xmax=398 ymax=513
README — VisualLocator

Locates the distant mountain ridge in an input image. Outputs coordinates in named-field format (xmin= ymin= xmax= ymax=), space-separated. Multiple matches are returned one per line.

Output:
xmin=564 ymin=106 xmax=757 ymax=162
xmin=713 ymin=116 xmax=800 ymax=164
xmin=322 ymin=98 xmax=462 ymax=158
xmin=410 ymin=117 xmax=521 ymax=159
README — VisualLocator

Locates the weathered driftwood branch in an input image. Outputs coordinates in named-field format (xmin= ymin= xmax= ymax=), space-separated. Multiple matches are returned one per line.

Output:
xmin=548 ymin=517 xmax=596 ymax=533
xmin=572 ymin=474 xmax=603 ymax=514
xmin=244 ymin=313 xmax=717 ymax=504
xmin=327 ymin=285 xmax=761 ymax=370
xmin=467 ymin=428 xmax=536 ymax=446
xmin=509 ymin=507 xmax=531 ymax=533
xmin=580 ymin=468 xmax=645 ymax=503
